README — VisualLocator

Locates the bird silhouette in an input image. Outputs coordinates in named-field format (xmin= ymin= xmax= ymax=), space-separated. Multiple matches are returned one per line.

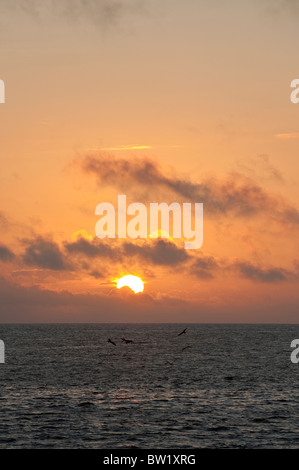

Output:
xmin=177 ymin=327 xmax=187 ymax=337
xmin=121 ymin=338 xmax=134 ymax=344
xmin=108 ymin=338 xmax=116 ymax=346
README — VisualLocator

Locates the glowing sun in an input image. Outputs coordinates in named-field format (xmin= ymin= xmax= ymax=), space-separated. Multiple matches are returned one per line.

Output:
xmin=117 ymin=275 xmax=144 ymax=294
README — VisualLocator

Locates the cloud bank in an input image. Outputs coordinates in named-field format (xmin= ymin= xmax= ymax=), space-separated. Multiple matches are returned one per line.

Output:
xmin=80 ymin=154 xmax=299 ymax=225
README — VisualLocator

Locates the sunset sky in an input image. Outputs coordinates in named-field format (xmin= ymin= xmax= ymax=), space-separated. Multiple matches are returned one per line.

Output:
xmin=1 ymin=0 xmax=299 ymax=322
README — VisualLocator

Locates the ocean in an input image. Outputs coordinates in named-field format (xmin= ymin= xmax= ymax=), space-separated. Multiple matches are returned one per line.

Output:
xmin=0 ymin=323 xmax=298 ymax=449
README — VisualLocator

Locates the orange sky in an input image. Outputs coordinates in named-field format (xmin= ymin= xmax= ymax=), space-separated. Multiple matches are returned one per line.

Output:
xmin=1 ymin=0 xmax=299 ymax=322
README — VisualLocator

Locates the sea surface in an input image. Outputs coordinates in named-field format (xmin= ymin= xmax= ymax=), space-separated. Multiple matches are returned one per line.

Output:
xmin=0 ymin=323 xmax=299 ymax=449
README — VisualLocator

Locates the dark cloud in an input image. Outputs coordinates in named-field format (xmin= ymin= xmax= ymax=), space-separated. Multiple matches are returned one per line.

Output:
xmin=89 ymin=270 xmax=105 ymax=279
xmin=191 ymin=255 xmax=219 ymax=279
xmin=11 ymin=231 xmax=299 ymax=285
xmin=22 ymin=237 xmax=70 ymax=271
xmin=190 ymin=254 xmax=295 ymax=283
xmin=45 ymin=232 xmax=299 ymax=283
xmin=123 ymin=239 xmax=189 ymax=266
xmin=235 ymin=262 xmax=289 ymax=283
xmin=193 ymin=255 xmax=219 ymax=270
xmin=80 ymin=154 xmax=299 ymax=225
xmin=65 ymin=236 xmax=188 ymax=267
xmin=0 ymin=244 xmax=15 ymax=262
xmin=65 ymin=237 xmax=116 ymax=259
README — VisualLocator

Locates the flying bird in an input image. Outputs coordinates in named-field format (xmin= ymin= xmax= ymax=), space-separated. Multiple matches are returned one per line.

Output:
xmin=177 ymin=328 xmax=187 ymax=337
xmin=108 ymin=338 xmax=116 ymax=346
xmin=121 ymin=338 xmax=134 ymax=344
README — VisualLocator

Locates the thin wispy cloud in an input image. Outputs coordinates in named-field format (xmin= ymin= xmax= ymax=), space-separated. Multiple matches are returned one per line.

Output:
xmin=275 ymin=132 xmax=299 ymax=139
xmin=0 ymin=211 xmax=9 ymax=229
xmin=100 ymin=145 xmax=153 ymax=151
xmin=0 ymin=0 xmax=147 ymax=28
xmin=235 ymin=155 xmax=284 ymax=183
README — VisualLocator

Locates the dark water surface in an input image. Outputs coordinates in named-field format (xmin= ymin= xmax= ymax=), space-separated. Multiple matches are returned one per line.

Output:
xmin=0 ymin=324 xmax=298 ymax=448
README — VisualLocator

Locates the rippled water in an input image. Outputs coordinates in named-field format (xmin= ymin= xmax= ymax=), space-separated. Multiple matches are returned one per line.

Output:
xmin=0 ymin=324 xmax=299 ymax=448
